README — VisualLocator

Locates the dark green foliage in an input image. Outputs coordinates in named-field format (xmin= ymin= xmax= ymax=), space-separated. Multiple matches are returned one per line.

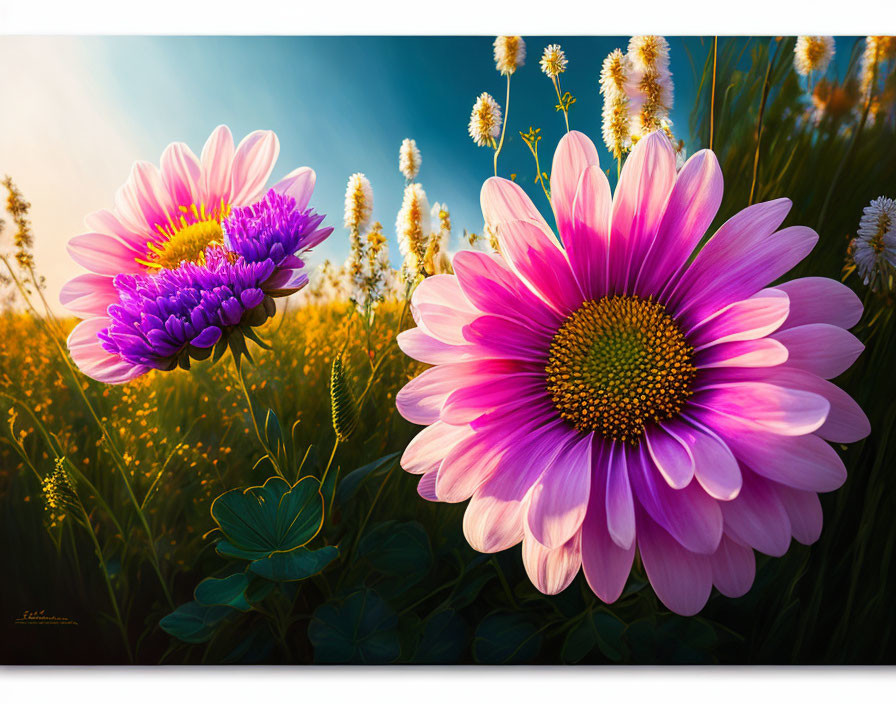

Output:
xmin=308 ymin=589 xmax=401 ymax=664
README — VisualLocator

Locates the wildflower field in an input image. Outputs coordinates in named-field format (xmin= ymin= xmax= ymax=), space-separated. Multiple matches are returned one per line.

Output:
xmin=2 ymin=35 xmax=896 ymax=665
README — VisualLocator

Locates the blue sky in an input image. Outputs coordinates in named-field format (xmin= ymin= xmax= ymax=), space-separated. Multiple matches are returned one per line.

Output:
xmin=0 ymin=36 xmax=857 ymax=311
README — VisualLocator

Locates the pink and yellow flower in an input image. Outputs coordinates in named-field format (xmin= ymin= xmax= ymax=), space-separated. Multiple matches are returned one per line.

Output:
xmin=61 ymin=126 xmax=331 ymax=383
xmin=396 ymin=130 xmax=869 ymax=615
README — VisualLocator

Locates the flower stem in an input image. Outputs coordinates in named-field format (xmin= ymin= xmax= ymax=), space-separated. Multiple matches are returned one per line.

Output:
xmin=553 ymin=76 xmax=570 ymax=132
xmin=235 ymin=361 xmax=286 ymax=480
xmin=493 ymin=74 xmax=512 ymax=177
xmin=709 ymin=36 xmax=718 ymax=151
xmin=748 ymin=38 xmax=781 ymax=206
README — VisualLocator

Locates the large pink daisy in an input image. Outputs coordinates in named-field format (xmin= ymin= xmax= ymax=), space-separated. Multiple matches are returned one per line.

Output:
xmin=395 ymin=130 xmax=870 ymax=615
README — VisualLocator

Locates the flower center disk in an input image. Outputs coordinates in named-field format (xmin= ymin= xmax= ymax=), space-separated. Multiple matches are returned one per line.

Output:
xmin=136 ymin=202 xmax=231 ymax=271
xmin=545 ymin=296 xmax=696 ymax=443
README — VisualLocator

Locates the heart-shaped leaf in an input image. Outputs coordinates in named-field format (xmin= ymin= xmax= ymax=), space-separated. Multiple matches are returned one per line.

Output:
xmin=473 ymin=611 xmax=543 ymax=664
xmin=249 ymin=546 xmax=339 ymax=582
xmin=194 ymin=573 xmax=251 ymax=611
xmin=159 ymin=601 xmax=233 ymax=644
xmin=210 ymin=476 xmax=323 ymax=558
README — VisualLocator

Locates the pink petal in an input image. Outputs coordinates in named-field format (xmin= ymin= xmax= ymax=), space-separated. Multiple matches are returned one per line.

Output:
xmin=774 ymin=484 xmax=823 ymax=545
xmin=401 ymin=421 xmax=474 ymax=475
xmin=772 ymin=323 xmax=864 ymax=379
xmin=550 ymin=130 xmax=600 ymax=241
xmin=675 ymin=418 xmax=742 ymax=501
xmin=581 ymin=441 xmax=636 ymax=603
xmin=691 ymin=382 xmax=830 ymax=436
xmin=695 ymin=338 xmax=789 ymax=369
xmin=67 ymin=318 xmax=147 ymax=384
xmin=272 ymin=167 xmax=316 ymax=211
xmin=59 ymin=273 xmax=119 ymax=317
xmin=230 ymin=130 xmax=280 ymax=205
xmin=494 ymin=219 xmax=583 ymax=315
xmin=636 ymin=149 xmax=724 ymax=297
xmin=462 ymin=315 xmax=551 ymax=363
xmin=129 ymin=161 xmax=175 ymax=230
xmin=609 ymin=131 xmax=676 ymax=294
xmin=396 ymin=327 xmax=479 ymax=365
xmin=629 ymin=443 xmax=723 ymax=554
xmin=441 ymin=371 xmax=544 ymax=425
xmin=452 ymin=250 xmax=561 ymax=333
xmin=677 ymin=225 xmax=816 ymax=329
xmin=200 ymin=125 xmax=235 ymax=207
xmin=774 ymin=277 xmax=863 ymax=331
xmin=395 ymin=364 xmax=467 ymax=425
xmin=67 ymin=233 xmax=144 ymax=276
xmin=605 ymin=443 xmax=635 ymax=550
xmin=569 ymin=165 xmax=612 ymax=299
xmin=526 ymin=432 xmax=593 ymax=549
xmin=417 ymin=471 xmax=439 ymax=501
xmin=84 ymin=209 xmax=148 ymax=253
xmin=463 ymin=423 xmax=569 ymax=552
xmin=637 ymin=506 xmax=713 ymax=616
xmin=480 ymin=176 xmax=558 ymax=246
xmin=689 ymin=288 xmax=790 ymax=349
xmin=160 ymin=141 xmax=202 ymax=208
xmin=719 ymin=469 xmax=792 ymax=556
xmin=707 ymin=419 xmax=847 ymax=492
xmin=411 ymin=274 xmax=479 ymax=345
xmin=522 ymin=527 xmax=582 ymax=595
xmin=666 ymin=197 xmax=792 ymax=310
xmin=711 ymin=535 xmax=756 ymax=598
xmin=645 ymin=422 xmax=695 ymax=489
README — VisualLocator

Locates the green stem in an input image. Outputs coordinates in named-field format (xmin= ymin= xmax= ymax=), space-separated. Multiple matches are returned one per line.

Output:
xmin=748 ymin=38 xmax=780 ymax=206
xmin=493 ymin=74 xmax=512 ymax=177
xmin=709 ymin=36 xmax=718 ymax=151
xmin=236 ymin=361 xmax=286 ymax=480
xmin=552 ymin=76 xmax=570 ymax=132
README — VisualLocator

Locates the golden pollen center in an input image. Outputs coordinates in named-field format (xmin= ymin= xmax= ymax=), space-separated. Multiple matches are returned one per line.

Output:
xmin=136 ymin=201 xmax=231 ymax=271
xmin=545 ymin=296 xmax=696 ymax=443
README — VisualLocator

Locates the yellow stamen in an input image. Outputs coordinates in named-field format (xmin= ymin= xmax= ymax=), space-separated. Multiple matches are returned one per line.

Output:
xmin=546 ymin=296 xmax=696 ymax=443
xmin=135 ymin=200 xmax=231 ymax=271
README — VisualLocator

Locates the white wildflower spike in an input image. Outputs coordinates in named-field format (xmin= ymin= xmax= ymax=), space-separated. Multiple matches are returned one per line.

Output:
xmin=396 ymin=183 xmax=432 ymax=280
xmin=399 ymin=138 xmax=422 ymax=181
xmin=794 ymin=36 xmax=835 ymax=77
xmin=600 ymin=49 xmax=633 ymax=159
xmin=343 ymin=173 xmax=373 ymax=231
xmin=625 ymin=35 xmax=674 ymax=140
xmin=468 ymin=92 xmax=503 ymax=148
xmin=494 ymin=36 xmax=526 ymax=76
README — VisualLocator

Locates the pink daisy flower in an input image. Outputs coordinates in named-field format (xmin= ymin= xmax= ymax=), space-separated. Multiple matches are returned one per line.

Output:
xmin=395 ymin=130 xmax=870 ymax=615
xmin=61 ymin=126 xmax=331 ymax=383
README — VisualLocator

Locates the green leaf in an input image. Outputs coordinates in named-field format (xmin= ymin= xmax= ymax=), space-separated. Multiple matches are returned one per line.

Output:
xmin=194 ymin=573 xmax=251 ymax=611
xmin=245 ymin=576 xmax=276 ymax=605
xmin=335 ymin=452 xmax=400 ymax=506
xmin=216 ymin=541 xmax=271 ymax=561
xmin=592 ymin=611 xmax=626 ymax=662
xmin=210 ymin=475 xmax=323 ymax=557
xmin=308 ymin=589 xmax=400 ymax=664
xmin=159 ymin=601 xmax=233 ymax=644
xmin=249 ymin=546 xmax=339 ymax=582
xmin=413 ymin=610 xmax=468 ymax=664
xmin=472 ymin=612 xmax=542 ymax=664
xmin=561 ymin=618 xmax=597 ymax=664
xmin=264 ymin=408 xmax=283 ymax=456
xmin=358 ymin=520 xmax=432 ymax=589
xmin=448 ymin=570 xmax=495 ymax=610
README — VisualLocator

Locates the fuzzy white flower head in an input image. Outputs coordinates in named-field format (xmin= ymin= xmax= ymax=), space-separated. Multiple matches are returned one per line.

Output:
xmin=343 ymin=172 xmax=373 ymax=230
xmin=627 ymin=35 xmax=671 ymax=74
xmin=625 ymin=36 xmax=674 ymax=139
xmin=396 ymin=183 xmax=432 ymax=277
xmin=852 ymin=196 xmax=896 ymax=289
xmin=540 ymin=44 xmax=568 ymax=78
xmin=494 ymin=36 xmax=526 ymax=76
xmin=794 ymin=36 xmax=835 ymax=76
xmin=468 ymin=92 xmax=503 ymax=147
xmin=399 ymin=138 xmax=422 ymax=181
xmin=600 ymin=49 xmax=633 ymax=157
